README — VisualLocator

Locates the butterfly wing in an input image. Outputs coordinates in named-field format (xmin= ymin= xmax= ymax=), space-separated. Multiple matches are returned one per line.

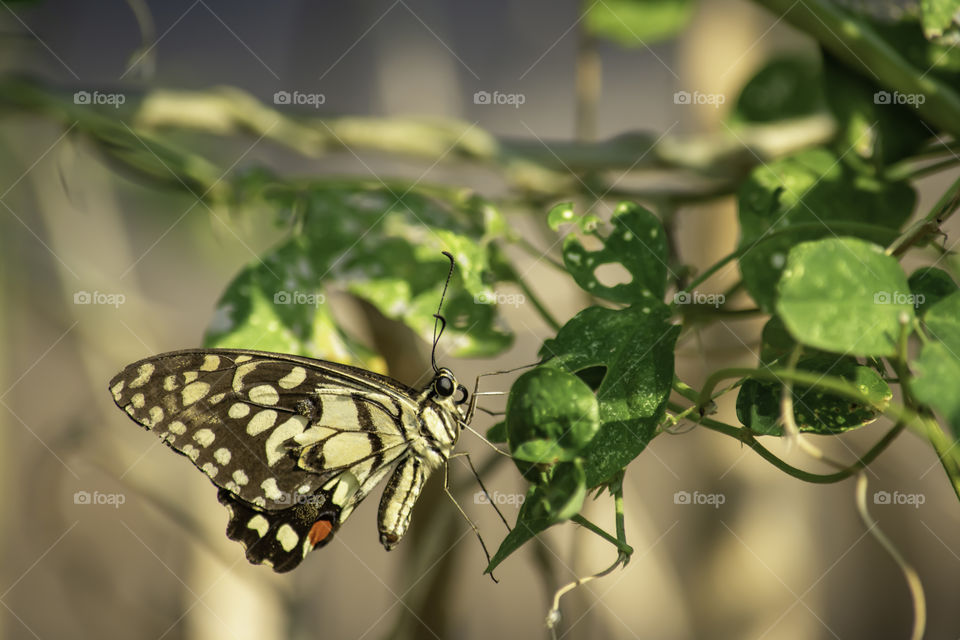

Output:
xmin=109 ymin=348 xmax=420 ymax=571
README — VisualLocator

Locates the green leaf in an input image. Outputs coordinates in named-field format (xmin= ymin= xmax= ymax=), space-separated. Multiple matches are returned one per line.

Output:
xmin=540 ymin=304 xmax=678 ymax=487
xmin=736 ymin=355 xmax=891 ymax=435
xmin=776 ymin=237 xmax=914 ymax=357
xmin=486 ymin=461 xmax=586 ymax=573
xmin=822 ymin=53 xmax=932 ymax=166
xmin=583 ymin=0 xmax=695 ymax=47
xmin=506 ymin=368 xmax=600 ymax=473
xmin=913 ymin=291 xmax=960 ymax=436
xmin=921 ymin=0 xmax=960 ymax=45
xmin=732 ymin=56 xmax=824 ymax=123
xmin=559 ymin=202 xmax=668 ymax=304
xmin=205 ymin=186 xmax=513 ymax=362
xmin=738 ymin=148 xmax=914 ymax=311
xmin=909 ymin=267 xmax=958 ymax=316
xmin=486 ymin=421 xmax=507 ymax=443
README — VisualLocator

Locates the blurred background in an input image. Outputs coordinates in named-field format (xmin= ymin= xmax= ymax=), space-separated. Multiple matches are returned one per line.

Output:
xmin=1 ymin=1 xmax=959 ymax=639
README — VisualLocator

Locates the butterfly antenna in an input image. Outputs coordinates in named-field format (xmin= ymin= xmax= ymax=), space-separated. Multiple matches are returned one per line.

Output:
xmin=431 ymin=251 xmax=456 ymax=373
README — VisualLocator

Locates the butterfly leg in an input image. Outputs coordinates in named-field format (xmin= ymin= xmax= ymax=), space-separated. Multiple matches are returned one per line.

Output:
xmin=443 ymin=453 xmax=499 ymax=582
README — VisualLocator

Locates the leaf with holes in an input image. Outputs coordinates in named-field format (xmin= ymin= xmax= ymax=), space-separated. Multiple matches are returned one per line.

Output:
xmin=539 ymin=303 xmax=678 ymax=487
xmin=556 ymin=202 xmax=668 ymax=304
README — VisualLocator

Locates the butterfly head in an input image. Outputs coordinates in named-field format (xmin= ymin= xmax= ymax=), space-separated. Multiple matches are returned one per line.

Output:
xmin=431 ymin=367 xmax=469 ymax=414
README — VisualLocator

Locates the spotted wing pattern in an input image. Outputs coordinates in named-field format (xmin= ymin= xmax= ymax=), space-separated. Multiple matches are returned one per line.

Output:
xmin=109 ymin=349 xmax=421 ymax=572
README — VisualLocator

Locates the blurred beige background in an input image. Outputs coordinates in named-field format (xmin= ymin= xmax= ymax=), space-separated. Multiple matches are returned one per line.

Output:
xmin=1 ymin=1 xmax=959 ymax=639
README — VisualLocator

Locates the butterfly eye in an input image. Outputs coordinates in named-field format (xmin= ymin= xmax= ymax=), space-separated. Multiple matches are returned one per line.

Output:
xmin=455 ymin=385 xmax=468 ymax=405
xmin=434 ymin=375 xmax=455 ymax=397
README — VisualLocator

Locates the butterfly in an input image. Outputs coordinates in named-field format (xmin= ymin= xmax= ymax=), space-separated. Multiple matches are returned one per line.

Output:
xmin=108 ymin=254 xmax=482 ymax=573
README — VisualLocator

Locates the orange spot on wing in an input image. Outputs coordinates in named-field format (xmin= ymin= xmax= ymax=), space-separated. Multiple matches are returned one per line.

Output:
xmin=308 ymin=519 xmax=334 ymax=547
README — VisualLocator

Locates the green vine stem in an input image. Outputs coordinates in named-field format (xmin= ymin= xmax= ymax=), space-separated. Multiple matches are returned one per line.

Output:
xmin=0 ymin=75 xmax=836 ymax=202
xmin=666 ymin=401 xmax=907 ymax=484
xmin=887 ymin=169 xmax=960 ymax=257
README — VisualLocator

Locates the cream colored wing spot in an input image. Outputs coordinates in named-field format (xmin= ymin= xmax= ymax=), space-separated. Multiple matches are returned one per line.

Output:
xmin=129 ymin=363 xmax=155 ymax=388
xmin=233 ymin=469 xmax=249 ymax=486
xmin=147 ymin=406 xmax=164 ymax=427
xmin=320 ymin=432 xmax=374 ymax=469
xmin=233 ymin=362 xmax=258 ymax=392
xmin=261 ymin=477 xmax=283 ymax=501
xmin=193 ymin=428 xmax=215 ymax=448
xmin=266 ymin=415 xmax=308 ymax=466
xmin=228 ymin=402 xmax=250 ymax=419
xmin=201 ymin=462 xmax=218 ymax=478
xmin=331 ymin=472 xmax=360 ymax=506
xmin=234 ymin=355 xmax=252 ymax=364
xmin=253 ymin=497 xmax=266 ymax=508
xmin=200 ymin=355 xmax=221 ymax=371
xmin=182 ymin=381 xmax=210 ymax=406
xmin=169 ymin=421 xmax=186 ymax=435
xmin=110 ymin=381 xmax=125 ymax=401
xmin=163 ymin=375 xmax=178 ymax=391
xmin=316 ymin=395 xmax=358 ymax=429
xmin=249 ymin=384 xmax=279 ymax=406
xmin=294 ymin=425 xmax=337 ymax=447
xmin=182 ymin=371 xmax=199 ymax=384
xmin=213 ymin=447 xmax=232 ymax=465
xmin=278 ymin=366 xmax=307 ymax=389
xmin=131 ymin=393 xmax=145 ymax=409
xmin=181 ymin=444 xmax=199 ymax=461
xmin=247 ymin=514 xmax=269 ymax=537
xmin=276 ymin=524 xmax=299 ymax=552
xmin=247 ymin=409 xmax=278 ymax=436
xmin=208 ymin=392 xmax=226 ymax=405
